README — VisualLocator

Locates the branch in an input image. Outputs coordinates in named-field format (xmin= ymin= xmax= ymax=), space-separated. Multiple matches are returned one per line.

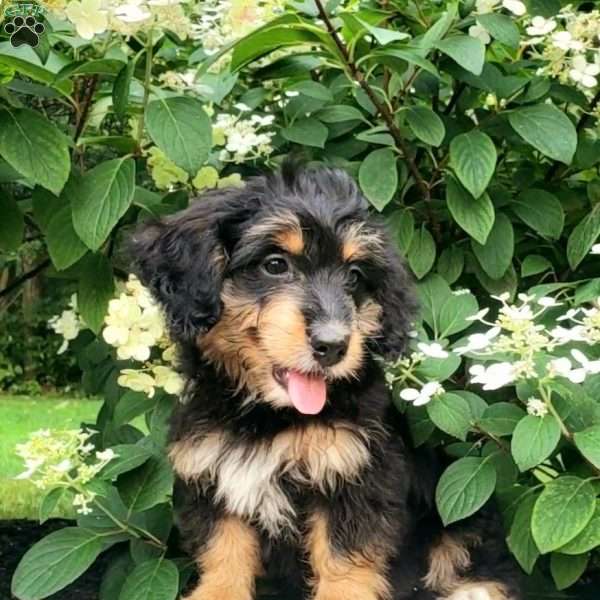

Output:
xmin=314 ymin=1 xmax=433 ymax=210
xmin=0 ymin=258 xmax=51 ymax=299
xmin=73 ymin=75 xmax=99 ymax=145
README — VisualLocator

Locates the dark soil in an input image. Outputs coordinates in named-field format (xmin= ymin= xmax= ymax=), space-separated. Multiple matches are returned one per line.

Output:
xmin=0 ymin=520 xmax=111 ymax=600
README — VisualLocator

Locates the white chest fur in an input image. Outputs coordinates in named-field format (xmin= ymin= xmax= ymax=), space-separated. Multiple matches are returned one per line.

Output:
xmin=169 ymin=424 xmax=371 ymax=536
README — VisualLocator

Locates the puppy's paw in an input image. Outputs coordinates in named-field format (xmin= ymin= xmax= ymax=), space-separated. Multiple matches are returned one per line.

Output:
xmin=443 ymin=581 xmax=511 ymax=600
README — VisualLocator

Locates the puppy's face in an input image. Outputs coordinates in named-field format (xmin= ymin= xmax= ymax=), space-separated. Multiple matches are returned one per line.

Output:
xmin=133 ymin=167 xmax=414 ymax=414
xmin=200 ymin=212 xmax=387 ymax=412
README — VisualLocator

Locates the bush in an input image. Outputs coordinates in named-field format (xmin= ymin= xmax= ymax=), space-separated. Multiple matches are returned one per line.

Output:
xmin=2 ymin=0 xmax=600 ymax=598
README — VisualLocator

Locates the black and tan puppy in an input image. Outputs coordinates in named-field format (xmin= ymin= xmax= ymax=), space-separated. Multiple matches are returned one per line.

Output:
xmin=132 ymin=164 xmax=521 ymax=600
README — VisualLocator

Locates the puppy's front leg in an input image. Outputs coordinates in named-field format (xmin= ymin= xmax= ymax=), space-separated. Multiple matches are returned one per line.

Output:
xmin=183 ymin=515 xmax=261 ymax=600
xmin=306 ymin=511 xmax=392 ymax=600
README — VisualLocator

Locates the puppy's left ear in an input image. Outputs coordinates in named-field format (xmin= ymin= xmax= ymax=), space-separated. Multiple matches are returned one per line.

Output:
xmin=373 ymin=241 xmax=417 ymax=360
xmin=130 ymin=189 xmax=254 ymax=343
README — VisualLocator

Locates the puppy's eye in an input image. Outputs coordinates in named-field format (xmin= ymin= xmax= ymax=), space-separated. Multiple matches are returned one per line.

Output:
xmin=348 ymin=266 xmax=364 ymax=288
xmin=262 ymin=254 xmax=290 ymax=277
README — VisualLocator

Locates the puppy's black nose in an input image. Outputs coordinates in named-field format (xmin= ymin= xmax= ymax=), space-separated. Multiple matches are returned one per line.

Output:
xmin=311 ymin=333 xmax=349 ymax=367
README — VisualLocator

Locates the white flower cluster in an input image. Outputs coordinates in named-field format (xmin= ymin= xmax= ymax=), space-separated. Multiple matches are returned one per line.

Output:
xmin=48 ymin=294 xmax=85 ymax=354
xmin=475 ymin=0 xmax=526 ymax=17
xmin=525 ymin=7 xmax=600 ymax=91
xmin=39 ymin=0 xmax=191 ymax=40
xmin=214 ymin=110 xmax=276 ymax=163
xmin=102 ymin=275 xmax=184 ymax=397
xmin=16 ymin=429 xmax=116 ymax=515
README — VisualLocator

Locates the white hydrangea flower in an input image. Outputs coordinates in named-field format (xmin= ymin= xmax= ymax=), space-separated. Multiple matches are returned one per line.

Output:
xmin=527 ymin=397 xmax=548 ymax=417
xmin=65 ymin=0 xmax=108 ymax=39
xmin=48 ymin=309 xmax=82 ymax=354
xmin=152 ymin=365 xmax=185 ymax=395
xmin=454 ymin=326 xmax=502 ymax=355
xmin=475 ymin=0 xmax=497 ymax=13
xmin=591 ymin=244 xmax=600 ymax=254
xmin=417 ymin=342 xmax=449 ymax=359
xmin=117 ymin=369 xmax=156 ymax=397
xmin=551 ymin=30 xmax=584 ymax=52
xmin=502 ymin=0 xmax=526 ymax=16
xmin=526 ymin=16 xmax=557 ymax=36
xmin=399 ymin=381 xmax=444 ymax=407
xmin=547 ymin=357 xmax=586 ymax=383
xmin=112 ymin=0 xmax=151 ymax=23
xmin=569 ymin=55 xmax=600 ymax=88
xmin=469 ymin=362 xmax=516 ymax=390
xmin=537 ymin=296 xmax=562 ymax=308
xmin=469 ymin=24 xmax=491 ymax=45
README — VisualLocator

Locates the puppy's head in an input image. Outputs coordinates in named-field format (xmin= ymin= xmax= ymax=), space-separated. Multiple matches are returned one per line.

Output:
xmin=132 ymin=165 xmax=415 ymax=413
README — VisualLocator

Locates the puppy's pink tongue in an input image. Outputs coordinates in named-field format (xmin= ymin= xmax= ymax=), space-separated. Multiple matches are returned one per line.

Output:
xmin=287 ymin=371 xmax=327 ymax=415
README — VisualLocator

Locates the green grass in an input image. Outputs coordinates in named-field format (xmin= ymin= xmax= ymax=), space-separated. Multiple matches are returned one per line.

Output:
xmin=0 ymin=394 xmax=101 ymax=519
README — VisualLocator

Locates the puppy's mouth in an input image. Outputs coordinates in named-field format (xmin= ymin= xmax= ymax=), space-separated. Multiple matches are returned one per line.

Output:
xmin=273 ymin=367 xmax=327 ymax=415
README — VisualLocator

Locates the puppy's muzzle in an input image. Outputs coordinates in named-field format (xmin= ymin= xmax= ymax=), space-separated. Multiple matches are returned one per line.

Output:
xmin=310 ymin=321 xmax=350 ymax=367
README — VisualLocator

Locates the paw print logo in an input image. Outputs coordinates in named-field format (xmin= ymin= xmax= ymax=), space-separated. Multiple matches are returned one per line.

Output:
xmin=4 ymin=15 xmax=45 ymax=48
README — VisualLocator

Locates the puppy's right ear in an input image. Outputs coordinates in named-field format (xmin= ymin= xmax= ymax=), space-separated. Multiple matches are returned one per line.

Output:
xmin=130 ymin=190 xmax=254 ymax=343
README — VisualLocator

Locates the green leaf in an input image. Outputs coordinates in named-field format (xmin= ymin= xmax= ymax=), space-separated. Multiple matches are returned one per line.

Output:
xmin=416 ymin=353 xmax=461 ymax=382
xmin=288 ymin=80 xmax=333 ymax=102
xmin=32 ymin=187 xmax=65 ymax=232
xmin=511 ymin=415 xmax=561 ymax=472
xmin=446 ymin=176 xmax=495 ymax=244
xmin=476 ymin=13 xmax=520 ymax=48
xmin=438 ymin=290 xmax=479 ymax=337
xmin=478 ymin=403 xmax=526 ymax=437
xmin=427 ymin=392 xmax=472 ymax=440
xmin=418 ymin=274 xmax=451 ymax=332
xmin=359 ymin=148 xmax=398 ymax=211
xmin=100 ymin=444 xmax=153 ymax=480
xmin=281 ymin=118 xmax=328 ymax=148
xmin=550 ymin=553 xmax=589 ymax=591
xmin=12 ymin=528 xmax=105 ymax=600
xmin=46 ymin=205 xmax=88 ymax=270
xmin=436 ymin=457 xmax=497 ymax=525
xmin=371 ymin=48 xmax=440 ymax=79
xmin=355 ymin=17 xmax=411 ymax=45
xmin=407 ymin=226 xmax=436 ymax=279
xmin=0 ymin=108 xmax=70 ymax=195
xmin=507 ymin=494 xmax=540 ymax=574
xmin=146 ymin=97 xmax=212 ymax=174
xmin=508 ymin=104 xmax=577 ymax=164
xmin=450 ymin=130 xmax=497 ymax=199
xmin=435 ymin=35 xmax=485 ymax=75
xmin=119 ymin=456 xmax=174 ymax=513
xmin=436 ymin=246 xmax=464 ymax=285
xmin=100 ymin=553 xmax=134 ymax=600
xmin=471 ymin=213 xmax=514 ymax=279
xmin=78 ymin=254 xmax=114 ymax=334
xmin=521 ymin=254 xmax=552 ymax=277
xmin=71 ymin=158 xmax=135 ymax=251
xmin=114 ymin=391 xmax=157 ymax=428
xmin=560 ymin=502 xmax=600 ymax=555
xmin=113 ymin=60 xmax=135 ymax=119
xmin=566 ymin=206 xmax=600 ymax=269
xmin=532 ymin=476 xmax=596 ymax=553
xmin=0 ymin=194 xmax=24 ymax=251
xmin=316 ymin=105 xmax=364 ymax=123
xmin=39 ymin=488 xmax=65 ymax=525
xmin=118 ymin=558 xmax=179 ymax=600
xmin=574 ymin=425 xmax=600 ymax=469
xmin=512 ymin=189 xmax=564 ymax=240
xmin=405 ymin=106 xmax=445 ymax=147
xmin=386 ymin=210 xmax=414 ymax=255
xmin=455 ymin=391 xmax=488 ymax=420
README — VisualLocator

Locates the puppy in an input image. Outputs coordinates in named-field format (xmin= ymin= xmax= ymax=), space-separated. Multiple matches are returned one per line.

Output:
xmin=132 ymin=164 xmax=522 ymax=600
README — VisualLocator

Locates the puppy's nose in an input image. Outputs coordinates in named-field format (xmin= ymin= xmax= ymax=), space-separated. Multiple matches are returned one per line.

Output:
xmin=311 ymin=332 xmax=350 ymax=367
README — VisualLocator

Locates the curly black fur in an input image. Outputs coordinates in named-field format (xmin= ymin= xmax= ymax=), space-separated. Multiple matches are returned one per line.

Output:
xmin=131 ymin=164 xmax=522 ymax=600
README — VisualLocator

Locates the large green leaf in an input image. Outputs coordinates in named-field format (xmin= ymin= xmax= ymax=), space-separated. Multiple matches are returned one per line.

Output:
xmin=560 ymin=502 xmax=600 ymax=555
xmin=119 ymin=558 xmax=178 ymax=600
xmin=551 ymin=553 xmax=589 ymax=591
xmin=446 ymin=176 xmax=495 ymax=244
xmin=574 ymin=425 xmax=600 ymax=469
xmin=512 ymin=189 xmax=564 ymax=240
xmin=146 ymin=97 xmax=212 ymax=175
xmin=407 ymin=226 xmax=436 ymax=279
xmin=359 ymin=148 xmax=398 ymax=211
xmin=566 ymin=206 xmax=600 ymax=269
xmin=471 ymin=213 xmax=514 ymax=279
xmin=435 ymin=35 xmax=485 ymax=75
xmin=100 ymin=444 xmax=154 ymax=480
xmin=0 ymin=108 xmax=70 ymax=194
xmin=508 ymin=104 xmax=577 ymax=164
xmin=450 ymin=130 xmax=497 ymax=199
xmin=281 ymin=118 xmax=328 ymax=148
xmin=532 ymin=477 xmax=596 ymax=553
xmin=478 ymin=403 xmax=526 ymax=437
xmin=71 ymin=158 xmax=135 ymax=251
xmin=511 ymin=415 xmax=561 ymax=472
xmin=113 ymin=60 xmax=135 ymax=119
xmin=476 ymin=13 xmax=520 ymax=48
xmin=507 ymin=494 xmax=540 ymax=574
xmin=12 ymin=528 xmax=105 ymax=600
xmin=78 ymin=254 xmax=114 ymax=334
xmin=427 ymin=393 xmax=472 ymax=440
xmin=405 ymin=106 xmax=445 ymax=147
xmin=0 ymin=193 xmax=24 ymax=251
xmin=119 ymin=456 xmax=174 ymax=513
xmin=436 ymin=246 xmax=464 ymax=285
xmin=46 ymin=205 xmax=88 ymax=270
xmin=436 ymin=456 xmax=496 ymax=525
xmin=438 ymin=290 xmax=479 ymax=337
